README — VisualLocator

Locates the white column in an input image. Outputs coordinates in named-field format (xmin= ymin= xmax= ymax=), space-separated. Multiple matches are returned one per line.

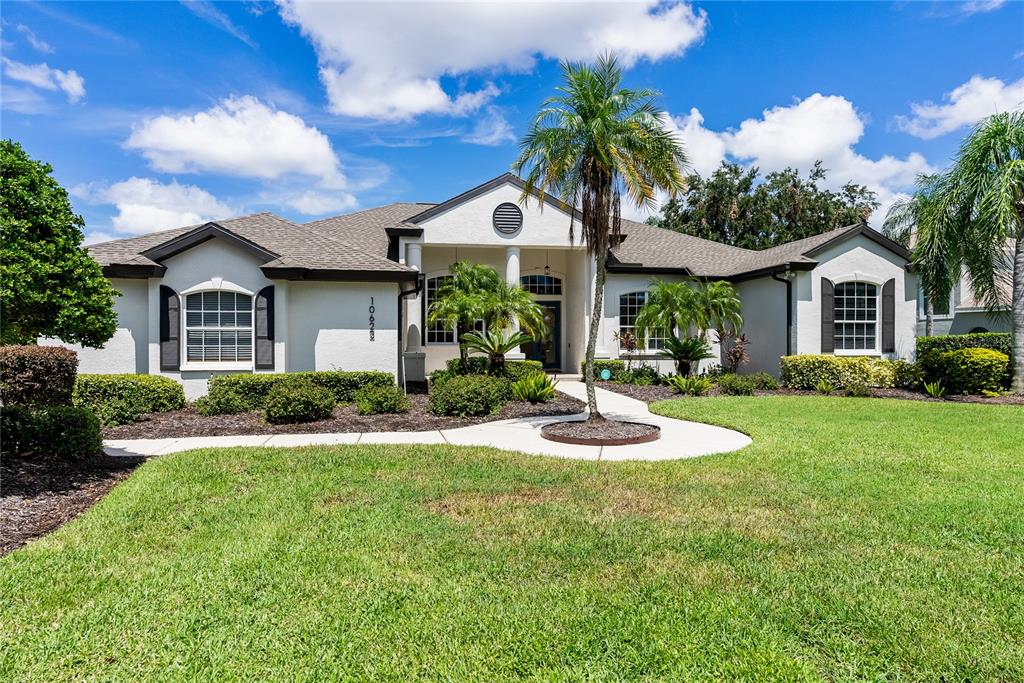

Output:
xmin=147 ymin=279 xmax=161 ymax=374
xmin=505 ymin=246 xmax=526 ymax=358
xmin=273 ymin=281 xmax=288 ymax=372
xmin=405 ymin=242 xmax=423 ymax=351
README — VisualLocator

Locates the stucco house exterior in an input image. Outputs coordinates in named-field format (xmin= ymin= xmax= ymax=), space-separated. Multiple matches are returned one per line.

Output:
xmin=66 ymin=173 xmax=918 ymax=397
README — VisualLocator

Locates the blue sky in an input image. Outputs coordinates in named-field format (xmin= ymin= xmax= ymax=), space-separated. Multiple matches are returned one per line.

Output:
xmin=2 ymin=0 xmax=1022 ymax=244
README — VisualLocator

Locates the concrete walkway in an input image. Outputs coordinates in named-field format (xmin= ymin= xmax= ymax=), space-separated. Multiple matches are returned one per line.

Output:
xmin=103 ymin=380 xmax=751 ymax=462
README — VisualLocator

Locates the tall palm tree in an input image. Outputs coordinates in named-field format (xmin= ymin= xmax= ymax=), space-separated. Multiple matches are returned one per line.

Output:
xmin=427 ymin=261 xmax=498 ymax=371
xmin=515 ymin=54 xmax=687 ymax=421
xmin=883 ymin=174 xmax=955 ymax=337
xmin=634 ymin=279 xmax=742 ymax=342
xmin=935 ymin=112 xmax=1023 ymax=392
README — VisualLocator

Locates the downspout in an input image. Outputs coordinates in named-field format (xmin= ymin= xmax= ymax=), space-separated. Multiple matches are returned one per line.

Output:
xmin=771 ymin=268 xmax=793 ymax=356
xmin=397 ymin=276 xmax=423 ymax=392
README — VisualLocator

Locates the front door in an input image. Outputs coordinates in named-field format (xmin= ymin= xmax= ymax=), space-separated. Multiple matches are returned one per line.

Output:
xmin=522 ymin=301 xmax=560 ymax=370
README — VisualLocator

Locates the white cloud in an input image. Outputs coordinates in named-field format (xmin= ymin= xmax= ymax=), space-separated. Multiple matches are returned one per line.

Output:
xmin=661 ymin=93 xmax=934 ymax=227
xmin=1 ymin=57 xmax=84 ymax=102
xmin=958 ymin=0 xmax=1006 ymax=16
xmin=462 ymin=106 xmax=516 ymax=146
xmin=124 ymin=96 xmax=347 ymax=188
xmin=16 ymin=24 xmax=54 ymax=54
xmin=276 ymin=0 xmax=707 ymax=120
xmin=275 ymin=189 xmax=358 ymax=215
xmin=180 ymin=0 xmax=256 ymax=47
xmin=101 ymin=178 xmax=236 ymax=235
xmin=895 ymin=75 xmax=1024 ymax=139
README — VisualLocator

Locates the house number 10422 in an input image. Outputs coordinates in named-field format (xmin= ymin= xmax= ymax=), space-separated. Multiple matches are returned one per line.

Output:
xmin=369 ymin=297 xmax=375 ymax=342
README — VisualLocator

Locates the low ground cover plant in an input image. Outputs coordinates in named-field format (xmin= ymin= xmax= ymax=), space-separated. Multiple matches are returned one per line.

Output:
xmin=0 ymin=345 xmax=78 ymax=407
xmin=263 ymin=379 xmax=335 ymax=424
xmin=429 ymin=374 xmax=507 ymax=416
xmin=510 ymin=373 xmax=557 ymax=403
xmin=748 ymin=371 xmax=779 ymax=390
xmin=666 ymin=375 xmax=712 ymax=395
xmin=815 ymin=379 xmax=837 ymax=395
xmin=717 ymin=373 xmax=756 ymax=396
xmin=74 ymin=374 xmax=185 ymax=425
xmin=354 ymin=384 xmax=410 ymax=415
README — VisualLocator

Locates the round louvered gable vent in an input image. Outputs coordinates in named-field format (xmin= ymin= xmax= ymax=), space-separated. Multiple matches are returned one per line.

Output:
xmin=492 ymin=202 xmax=523 ymax=235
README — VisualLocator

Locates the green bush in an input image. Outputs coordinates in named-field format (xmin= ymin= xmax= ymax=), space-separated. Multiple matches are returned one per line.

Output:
xmin=922 ymin=347 xmax=1009 ymax=395
xmin=0 ymin=345 xmax=78 ymax=407
xmin=264 ymin=379 xmax=335 ymax=424
xmin=2 ymin=405 xmax=102 ymax=458
xmin=845 ymin=380 xmax=871 ymax=397
xmin=194 ymin=390 xmax=249 ymax=416
xmin=74 ymin=374 xmax=185 ymax=423
xmin=511 ymin=373 xmax=557 ymax=403
xmin=666 ymin=375 xmax=712 ymax=396
xmin=580 ymin=359 xmax=626 ymax=380
xmin=815 ymin=379 xmax=837 ymax=395
xmin=203 ymin=371 xmax=394 ymax=414
xmin=717 ymin=374 xmax=756 ymax=396
xmin=354 ymin=384 xmax=410 ymax=415
xmin=428 ymin=374 xmax=508 ymax=417
xmin=884 ymin=359 xmax=924 ymax=390
xmin=443 ymin=358 xmax=543 ymax=380
xmin=779 ymin=355 xmax=910 ymax=390
xmin=620 ymin=365 xmax=660 ymax=386
xmin=917 ymin=332 xmax=1011 ymax=359
xmin=749 ymin=372 xmax=780 ymax=390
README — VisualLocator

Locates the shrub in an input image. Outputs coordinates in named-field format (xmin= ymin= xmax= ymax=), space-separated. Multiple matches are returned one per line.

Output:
xmin=580 ymin=359 xmax=626 ymax=381
xmin=667 ymin=375 xmax=712 ymax=396
xmin=443 ymin=357 xmax=543 ymax=380
xmin=505 ymin=360 xmax=545 ymax=381
xmin=74 ymin=374 xmax=185 ymax=423
xmin=916 ymin=332 xmax=1011 ymax=359
xmin=620 ymin=365 xmax=659 ymax=386
xmin=814 ymin=379 xmax=836 ymax=395
xmin=2 ymin=405 xmax=102 ymax=458
xmin=845 ymin=380 xmax=871 ymax=397
xmin=779 ymin=355 xmax=909 ymax=390
xmin=717 ymin=373 xmax=755 ymax=396
xmin=354 ymin=384 xmax=410 ymax=415
xmin=0 ymin=345 xmax=78 ymax=407
xmin=884 ymin=359 xmax=924 ymax=390
xmin=194 ymin=390 xmax=249 ymax=416
xmin=749 ymin=372 xmax=779 ymax=390
xmin=204 ymin=371 xmax=394 ymax=413
xmin=428 ymin=374 xmax=507 ymax=416
xmin=923 ymin=347 xmax=1009 ymax=395
xmin=264 ymin=379 xmax=335 ymax=424
xmin=511 ymin=373 xmax=557 ymax=403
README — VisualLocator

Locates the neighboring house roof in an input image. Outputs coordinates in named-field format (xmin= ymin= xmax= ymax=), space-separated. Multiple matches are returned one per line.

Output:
xmin=90 ymin=211 xmax=418 ymax=281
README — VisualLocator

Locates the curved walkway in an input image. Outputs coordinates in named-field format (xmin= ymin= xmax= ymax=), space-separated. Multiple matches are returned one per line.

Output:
xmin=103 ymin=381 xmax=751 ymax=462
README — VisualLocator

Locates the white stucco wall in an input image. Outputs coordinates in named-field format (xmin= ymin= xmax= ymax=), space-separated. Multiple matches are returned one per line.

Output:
xmin=735 ymin=276 xmax=789 ymax=375
xmin=287 ymin=281 xmax=399 ymax=376
xmin=794 ymin=235 xmax=917 ymax=359
xmin=40 ymin=277 xmax=149 ymax=374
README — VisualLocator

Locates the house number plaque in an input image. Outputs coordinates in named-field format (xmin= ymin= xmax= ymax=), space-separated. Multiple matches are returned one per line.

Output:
xmin=369 ymin=297 xmax=375 ymax=341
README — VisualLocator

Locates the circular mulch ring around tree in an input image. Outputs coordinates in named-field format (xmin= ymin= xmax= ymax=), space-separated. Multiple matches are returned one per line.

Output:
xmin=541 ymin=419 xmax=661 ymax=446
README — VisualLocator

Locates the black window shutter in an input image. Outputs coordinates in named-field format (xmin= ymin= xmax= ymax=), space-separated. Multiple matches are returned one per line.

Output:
xmin=881 ymin=278 xmax=895 ymax=353
xmin=255 ymin=285 xmax=275 ymax=370
xmin=820 ymin=278 xmax=834 ymax=353
xmin=159 ymin=285 xmax=180 ymax=370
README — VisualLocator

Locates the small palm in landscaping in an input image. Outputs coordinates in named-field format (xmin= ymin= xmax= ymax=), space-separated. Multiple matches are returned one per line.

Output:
xmin=462 ymin=329 xmax=535 ymax=374
xmin=814 ymin=379 xmax=837 ymax=395
xmin=924 ymin=380 xmax=947 ymax=399
xmin=666 ymin=375 xmax=711 ymax=396
xmin=511 ymin=373 xmax=558 ymax=403
xmin=659 ymin=335 xmax=714 ymax=377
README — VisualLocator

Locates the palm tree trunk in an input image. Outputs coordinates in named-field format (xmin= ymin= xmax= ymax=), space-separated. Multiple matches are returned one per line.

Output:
xmin=1011 ymin=228 xmax=1024 ymax=394
xmin=924 ymin=298 xmax=934 ymax=338
xmin=457 ymin=321 xmax=469 ymax=373
xmin=584 ymin=248 xmax=607 ymax=422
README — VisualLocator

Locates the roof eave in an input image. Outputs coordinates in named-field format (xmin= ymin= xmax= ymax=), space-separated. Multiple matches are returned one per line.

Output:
xmin=101 ymin=263 xmax=167 ymax=278
xmin=261 ymin=266 xmax=418 ymax=283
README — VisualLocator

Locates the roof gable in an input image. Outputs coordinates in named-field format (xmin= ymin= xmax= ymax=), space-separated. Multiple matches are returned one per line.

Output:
xmin=141 ymin=222 xmax=280 ymax=263
xmin=404 ymin=173 xmax=577 ymax=225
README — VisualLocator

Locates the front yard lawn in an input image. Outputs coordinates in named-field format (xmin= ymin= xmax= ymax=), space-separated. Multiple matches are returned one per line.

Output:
xmin=2 ymin=397 xmax=1021 ymax=680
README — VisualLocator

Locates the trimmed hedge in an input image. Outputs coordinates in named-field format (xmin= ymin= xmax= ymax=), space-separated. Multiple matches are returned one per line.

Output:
xmin=204 ymin=371 xmax=395 ymax=414
xmin=580 ymin=359 xmax=626 ymax=380
xmin=264 ymin=379 xmax=335 ymax=424
xmin=0 ymin=345 xmax=78 ymax=407
xmin=922 ymin=347 xmax=1009 ymax=395
xmin=917 ymin=332 xmax=1011 ymax=359
xmin=354 ymin=384 xmax=410 ymax=415
xmin=1 ymin=405 xmax=102 ymax=458
xmin=74 ymin=374 xmax=185 ymax=425
xmin=444 ymin=358 xmax=544 ymax=380
xmin=428 ymin=374 xmax=508 ymax=417
xmin=780 ymin=355 xmax=919 ymax=390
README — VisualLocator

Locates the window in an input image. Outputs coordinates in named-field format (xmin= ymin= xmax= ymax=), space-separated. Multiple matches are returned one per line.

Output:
xmin=185 ymin=291 xmax=253 ymax=362
xmin=425 ymin=276 xmax=456 ymax=344
xmin=923 ymin=292 xmax=951 ymax=316
xmin=618 ymin=292 xmax=668 ymax=351
xmin=833 ymin=281 xmax=877 ymax=351
xmin=520 ymin=274 xmax=562 ymax=295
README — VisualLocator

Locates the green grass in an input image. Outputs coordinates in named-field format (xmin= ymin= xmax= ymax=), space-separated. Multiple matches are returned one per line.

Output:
xmin=2 ymin=397 xmax=1022 ymax=681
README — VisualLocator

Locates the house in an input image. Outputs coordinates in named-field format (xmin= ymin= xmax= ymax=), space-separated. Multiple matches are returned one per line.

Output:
xmin=68 ymin=173 xmax=918 ymax=397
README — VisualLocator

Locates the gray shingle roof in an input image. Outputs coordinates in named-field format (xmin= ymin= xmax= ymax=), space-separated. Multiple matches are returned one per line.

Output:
xmin=303 ymin=203 xmax=433 ymax=260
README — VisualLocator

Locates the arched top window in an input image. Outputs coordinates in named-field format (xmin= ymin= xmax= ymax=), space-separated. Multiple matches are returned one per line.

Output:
xmin=521 ymin=274 xmax=562 ymax=295
xmin=833 ymin=281 xmax=877 ymax=351
xmin=184 ymin=291 xmax=253 ymax=362
xmin=618 ymin=291 xmax=668 ymax=351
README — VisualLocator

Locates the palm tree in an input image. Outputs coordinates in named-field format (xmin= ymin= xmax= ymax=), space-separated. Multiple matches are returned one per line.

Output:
xmin=427 ymin=261 xmax=498 ymax=371
xmin=515 ymin=54 xmax=687 ymax=421
xmin=482 ymin=280 xmax=547 ymax=341
xmin=883 ymin=174 xmax=955 ymax=337
xmin=659 ymin=335 xmax=714 ymax=377
xmin=934 ymin=112 xmax=1023 ymax=392
xmin=462 ymin=329 xmax=534 ymax=375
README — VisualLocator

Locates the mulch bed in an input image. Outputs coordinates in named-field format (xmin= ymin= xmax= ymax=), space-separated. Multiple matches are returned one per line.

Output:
xmin=541 ymin=419 xmax=660 ymax=445
xmin=601 ymin=381 xmax=1024 ymax=405
xmin=1 ymin=453 xmax=144 ymax=556
xmin=103 ymin=391 xmax=587 ymax=440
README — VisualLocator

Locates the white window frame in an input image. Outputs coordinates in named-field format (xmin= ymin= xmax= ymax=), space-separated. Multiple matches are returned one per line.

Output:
xmin=424 ymin=274 xmax=457 ymax=345
xmin=180 ymin=287 xmax=256 ymax=371
xmin=618 ymin=291 xmax=669 ymax=353
xmin=832 ymin=279 xmax=880 ymax=355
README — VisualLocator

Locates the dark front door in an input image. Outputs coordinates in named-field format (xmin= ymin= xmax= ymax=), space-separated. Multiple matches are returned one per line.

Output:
xmin=522 ymin=301 xmax=560 ymax=370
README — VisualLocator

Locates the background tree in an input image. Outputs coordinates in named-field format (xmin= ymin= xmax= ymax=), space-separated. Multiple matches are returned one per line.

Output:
xmin=650 ymin=161 xmax=878 ymax=249
xmin=1 ymin=139 xmax=117 ymax=347
xmin=934 ymin=112 xmax=1023 ymax=393
xmin=516 ymin=54 xmax=687 ymax=421
xmin=882 ymin=174 xmax=954 ymax=337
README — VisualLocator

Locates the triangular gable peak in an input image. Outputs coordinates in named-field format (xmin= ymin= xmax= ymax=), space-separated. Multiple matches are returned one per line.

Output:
xmin=140 ymin=222 xmax=280 ymax=264
xmin=406 ymin=173 xmax=584 ymax=248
